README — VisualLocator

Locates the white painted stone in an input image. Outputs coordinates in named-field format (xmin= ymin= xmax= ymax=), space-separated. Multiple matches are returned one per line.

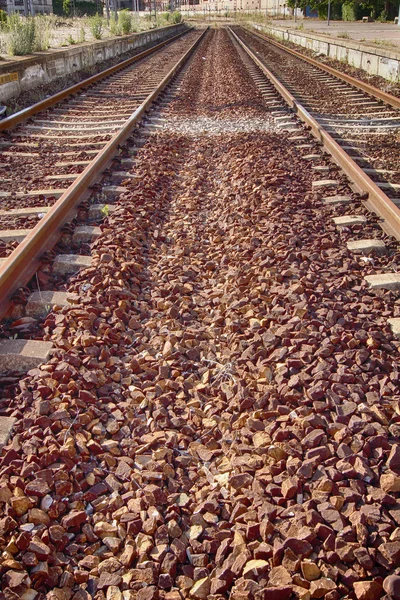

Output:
xmin=72 ymin=226 xmax=101 ymax=243
xmin=322 ymin=195 xmax=352 ymax=205
xmin=0 ymin=417 xmax=16 ymax=450
xmin=53 ymin=254 xmax=92 ymax=275
xmin=26 ymin=291 xmax=73 ymax=317
xmin=312 ymin=179 xmax=338 ymax=189
xmin=364 ymin=273 xmax=400 ymax=290
xmin=333 ymin=215 xmax=367 ymax=226
xmin=0 ymin=339 xmax=53 ymax=372
xmin=388 ymin=318 xmax=400 ymax=339
xmin=347 ymin=239 xmax=386 ymax=254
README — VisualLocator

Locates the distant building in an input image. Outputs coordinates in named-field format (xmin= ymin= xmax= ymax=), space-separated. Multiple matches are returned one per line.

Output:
xmin=1 ymin=0 xmax=52 ymax=14
xmin=181 ymin=0 xmax=299 ymax=15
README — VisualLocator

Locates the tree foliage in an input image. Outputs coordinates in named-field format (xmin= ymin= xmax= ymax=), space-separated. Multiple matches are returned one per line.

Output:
xmin=286 ymin=0 xmax=397 ymax=20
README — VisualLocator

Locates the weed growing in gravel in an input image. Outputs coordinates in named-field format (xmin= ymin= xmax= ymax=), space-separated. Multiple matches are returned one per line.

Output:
xmin=337 ymin=32 xmax=350 ymax=39
xmin=373 ymin=38 xmax=396 ymax=48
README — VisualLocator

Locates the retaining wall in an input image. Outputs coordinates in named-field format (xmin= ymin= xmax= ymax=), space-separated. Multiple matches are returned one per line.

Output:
xmin=250 ymin=23 xmax=400 ymax=83
xmin=0 ymin=23 xmax=188 ymax=102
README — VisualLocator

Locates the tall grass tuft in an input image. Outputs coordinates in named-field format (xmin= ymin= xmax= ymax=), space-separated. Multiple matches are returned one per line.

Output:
xmin=119 ymin=10 xmax=133 ymax=34
xmin=171 ymin=11 xmax=182 ymax=23
xmin=109 ymin=14 xmax=121 ymax=35
xmin=33 ymin=14 xmax=53 ymax=51
xmin=7 ymin=14 xmax=36 ymax=56
xmin=89 ymin=13 xmax=104 ymax=40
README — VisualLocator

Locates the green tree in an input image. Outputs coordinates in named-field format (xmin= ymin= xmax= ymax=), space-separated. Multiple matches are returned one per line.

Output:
xmin=287 ymin=0 xmax=397 ymax=20
xmin=63 ymin=0 xmax=71 ymax=15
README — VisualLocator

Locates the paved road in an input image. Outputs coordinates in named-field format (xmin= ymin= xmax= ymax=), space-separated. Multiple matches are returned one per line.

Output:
xmin=272 ymin=19 xmax=400 ymax=50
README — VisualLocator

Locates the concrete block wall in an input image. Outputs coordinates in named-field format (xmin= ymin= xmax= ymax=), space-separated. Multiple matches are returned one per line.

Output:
xmin=0 ymin=22 xmax=188 ymax=102
xmin=251 ymin=23 xmax=400 ymax=83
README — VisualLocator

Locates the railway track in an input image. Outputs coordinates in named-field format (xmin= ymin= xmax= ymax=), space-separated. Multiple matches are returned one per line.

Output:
xmin=230 ymin=27 xmax=400 ymax=235
xmin=0 ymin=25 xmax=399 ymax=600
xmin=0 ymin=27 xmax=205 ymax=327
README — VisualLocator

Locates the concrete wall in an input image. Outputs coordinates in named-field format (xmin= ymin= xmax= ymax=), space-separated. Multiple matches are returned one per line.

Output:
xmin=0 ymin=23 xmax=188 ymax=102
xmin=251 ymin=23 xmax=400 ymax=83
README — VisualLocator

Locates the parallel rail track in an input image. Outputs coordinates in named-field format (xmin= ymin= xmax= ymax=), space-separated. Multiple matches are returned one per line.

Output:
xmin=0 ymin=27 xmax=206 ymax=320
xmin=230 ymin=26 xmax=400 ymax=240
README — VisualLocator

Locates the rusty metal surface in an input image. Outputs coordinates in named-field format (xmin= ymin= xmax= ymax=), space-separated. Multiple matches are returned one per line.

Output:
xmin=244 ymin=26 xmax=400 ymax=111
xmin=0 ymin=27 xmax=192 ymax=132
xmin=229 ymin=26 xmax=400 ymax=241
xmin=0 ymin=28 xmax=208 ymax=320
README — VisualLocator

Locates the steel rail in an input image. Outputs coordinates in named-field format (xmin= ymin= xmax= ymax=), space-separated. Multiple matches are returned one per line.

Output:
xmin=0 ymin=28 xmax=208 ymax=319
xmin=228 ymin=26 xmax=400 ymax=241
xmin=0 ymin=25 xmax=191 ymax=132
xmin=241 ymin=26 xmax=400 ymax=111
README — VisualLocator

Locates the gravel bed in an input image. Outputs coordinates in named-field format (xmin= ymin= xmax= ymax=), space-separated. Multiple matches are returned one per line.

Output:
xmin=249 ymin=29 xmax=400 ymax=101
xmin=235 ymin=27 xmax=400 ymax=120
xmin=233 ymin=27 xmax=400 ymax=200
xmin=0 ymin=26 xmax=400 ymax=600
xmin=0 ymin=30 xmax=201 ymax=202
xmin=2 ymin=30 xmax=192 ymax=116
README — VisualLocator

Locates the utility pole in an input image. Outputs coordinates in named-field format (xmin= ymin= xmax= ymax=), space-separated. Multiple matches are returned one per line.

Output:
xmin=327 ymin=0 xmax=331 ymax=24
xmin=294 ymin=0 xmax=297 ymax=21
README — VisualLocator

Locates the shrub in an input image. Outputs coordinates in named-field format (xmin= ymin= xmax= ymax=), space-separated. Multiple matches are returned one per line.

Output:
xmin=342 ymin=2 xmax=363 ymax=21
xmin=171 ymin=10 xmax=182 ymax=23
xmin=63 ymin=0 xmax=71 ymax=16
xmin=78 ymin=26 xmax=85 ymax=42
xmin=0 ymin=9 xmax=7 ymax=25
xmin=7 ymin=14 xmax=36 ymax=56
xmin=33 ymin=14 xmax=53 ymax=51
xmin=119 ymin=10 xmax=132 ymax=34
xmin=53 ymin=0 xmax=101 ymax=16
xmin=89 ymin=13 xmax=103 ymax=39
xmin=110 ymin=15 xmax=121 ymax=35
xmin=377 ymin=9 xmax=388 ymax=21
xmin=161 ymin=11 xmax=170 ymax=21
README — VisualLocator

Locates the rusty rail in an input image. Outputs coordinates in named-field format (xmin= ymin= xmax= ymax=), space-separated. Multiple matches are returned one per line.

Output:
xmin=0 ymin=25 xmax=192 ymax=132
xmin=243 ymin=26 xmax=400 ymax=111
xmin=229 ymin=26 xmax=400 ymax=241
xmin=0 ymin=28 xmax=208 ymax=319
